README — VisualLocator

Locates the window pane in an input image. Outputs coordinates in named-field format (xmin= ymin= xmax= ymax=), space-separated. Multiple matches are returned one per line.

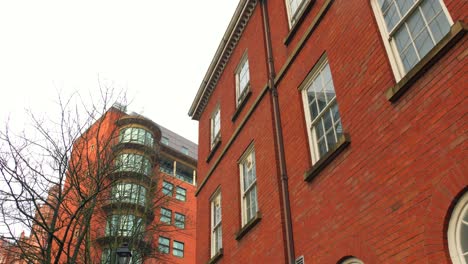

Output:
xmin=383 ymin=3 xmax=400 ymax=31
xmin=159 ymin=156 xmax=174 ymax=175
xmin=396 ymin=0 xmax=414 ymax=16
xmin=428 ymin=11 xmax=450 ymax=42
xmin=162 ymin=181 xmax=173 ymax=196
xmin=176 ymin=187 xmax=186 ymax=201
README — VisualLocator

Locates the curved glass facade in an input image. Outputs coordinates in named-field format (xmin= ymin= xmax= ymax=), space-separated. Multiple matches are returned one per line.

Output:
xmin=111 ymin=183 xmax=147 ymax=206
xmin=119 ymin=127 xmax=154 ymax=147
xmin=115 ymin=153 xmax=152 ymax=175
xmin=105 ymin=214 xmax=144 ymax=237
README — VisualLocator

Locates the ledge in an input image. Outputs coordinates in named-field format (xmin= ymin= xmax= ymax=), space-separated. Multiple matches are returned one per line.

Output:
xmin=112 ymin=142 xmax=158 ymax=162
xmin=304 ymin=133 xmax=350 ymax=182
xmin=235 ymin=212 xmax=262 ymax=241
xmin=275 ymin=0 xmax=334 ymax=85
xmin=206 ymin=138 xmax=221 ymax=163
xmin=284 ymin=0 xmax=316 ymax=45
xmin=232 ymin=89 xmax=252 ymax=122
xmin=386 ymin=21 xmax=467 ymax=102
xmin=207 ymin=248 xmax=223 ymax=264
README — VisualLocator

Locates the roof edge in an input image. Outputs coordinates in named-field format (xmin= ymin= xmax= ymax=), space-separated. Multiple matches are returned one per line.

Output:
xmin=188 ymin=0 xmax=257 ymax=120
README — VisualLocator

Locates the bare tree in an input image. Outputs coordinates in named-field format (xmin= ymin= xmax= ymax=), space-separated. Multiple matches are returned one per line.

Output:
xmin=0 ymin=88 xmax=180 ymax=264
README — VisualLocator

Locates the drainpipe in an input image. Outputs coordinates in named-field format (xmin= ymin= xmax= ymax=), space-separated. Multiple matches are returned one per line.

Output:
xmin=260 ymin=0 xmax=295 ymax=263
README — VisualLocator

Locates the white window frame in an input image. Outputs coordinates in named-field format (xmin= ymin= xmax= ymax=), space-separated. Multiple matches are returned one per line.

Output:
xmin=285 ymin=0 xmax=309 ymax=27
xmin=300 ymin=56 xmax=343 ymax=164
xmin=210 ymin=190 xmax=222 ymax=257
xmin=210 ymin=106 xmax=221 ymax=148
xmin=235 ymin=52 xmax=251 ymax=106
xmin=341 ymin=257 xmax=364 ymax=264
xmin=448 ymin=192 xmax=468 ymax=264
xmin=371 ymin=0 xmax=453 ymax=81
xmin=239 ymin=144 xmax=258 ymax=226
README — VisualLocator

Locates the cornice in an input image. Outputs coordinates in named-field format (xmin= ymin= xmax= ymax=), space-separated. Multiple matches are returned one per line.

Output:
xmin=188 ymin=0 xmax=258 ymax=120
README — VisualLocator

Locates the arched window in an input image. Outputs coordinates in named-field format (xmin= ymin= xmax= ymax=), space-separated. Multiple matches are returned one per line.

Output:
xmin=341 ymin=257 xmax=364 ymax=264
xmin=448 ymin=192 xmax=468 ymax=264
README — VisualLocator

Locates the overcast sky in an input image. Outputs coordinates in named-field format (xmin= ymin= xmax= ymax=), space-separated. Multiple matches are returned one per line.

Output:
xmin=0 ymin=0 xmax=240 ymax=144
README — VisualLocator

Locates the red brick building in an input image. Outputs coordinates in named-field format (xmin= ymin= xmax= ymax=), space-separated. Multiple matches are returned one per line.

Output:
xmin=82 ymin=107 xmax=198 ymax=264
xmin=189 ymin=0 xmax=467 ymax=263
xmin=0 ymin=106 xmax=197 ymax=264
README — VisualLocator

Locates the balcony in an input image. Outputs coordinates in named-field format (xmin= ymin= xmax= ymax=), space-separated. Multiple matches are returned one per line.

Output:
xmin=115 ymin=116 xmax=161 ymax=142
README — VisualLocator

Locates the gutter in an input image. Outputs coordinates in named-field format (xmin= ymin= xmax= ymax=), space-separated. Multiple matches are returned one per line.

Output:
xmin=260 ymin=0 xmax=296 ymax=263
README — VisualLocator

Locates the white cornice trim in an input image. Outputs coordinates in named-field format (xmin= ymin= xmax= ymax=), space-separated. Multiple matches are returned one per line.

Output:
xmin=188 ymin=0 xmax=258 ymax=120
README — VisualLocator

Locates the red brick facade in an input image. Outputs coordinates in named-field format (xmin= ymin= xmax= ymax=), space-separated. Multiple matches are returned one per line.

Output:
xmin=190 ymin=0 xmax=467 ymax=263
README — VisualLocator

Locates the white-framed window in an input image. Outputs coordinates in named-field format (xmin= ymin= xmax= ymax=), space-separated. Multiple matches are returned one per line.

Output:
xmin=173 ymin=241 xmax=184 ymax=258
xmin=448 ymin=192 xmax=468 ymax=264
xmin=371 ymin=0 xmax=453 ymax=80
xmin=175 ymin=213 xmax=186 ymax=229
xmin=160 ymin=208 xmax=172 ymax=224
xmin=211 ymin=190 xmax=222 ymax=257
xmin=235 ymin=53 xmax=250 ymax=106
xmin=210 ymin=107 xmax=221 ymax=148
xmin=341 ymin=257 xmax=364 ymax=264
xmin=285 ymin=0 xmax=308 ymax=26
xmin=301 ymin=57 xmax=343 ymax=164
xmin=158 ymin=236 xmax=170 ymax=254
xmin=239 ymin=145 xmax=258 ymax=226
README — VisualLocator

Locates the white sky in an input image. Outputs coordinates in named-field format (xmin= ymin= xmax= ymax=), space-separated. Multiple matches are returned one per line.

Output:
xmin=0 ymin=0 xmax=240 ymax=144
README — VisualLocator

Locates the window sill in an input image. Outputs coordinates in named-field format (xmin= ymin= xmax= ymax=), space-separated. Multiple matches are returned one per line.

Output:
xmin=386 ymin=21 xmax=467 ymax=102
xmin=232 ymin=89 xmax=252 ymax=122
xmin=284 ymin=0 xmax=316 ymax=46
xmin=235 ymin=212 xmax=262 ymax=241
xmin=207 ymin=248 xmax=223 ymax=264
xmin=304 ymin=133 xmax=350 ymax=182
xmin=206 ymin=138 xmax=221 ymax=163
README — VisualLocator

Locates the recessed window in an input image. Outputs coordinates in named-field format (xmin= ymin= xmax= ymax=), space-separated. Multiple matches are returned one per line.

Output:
xmin=159 ymin=155 xmax=174 ymax=175
xmin=173 ymin=241 xmax=184 ymax=258
xmin=161 ymin=136 xmax=169 ymax=145
xmin=160 ymin=208 xmax=172 ymax=224
xmin=301 ymin=57 xmax=343 ymax=164
xmin=448 ymin=191 xmax=468 ymax=264
xmin=176 ymin=187 xmax=187 ymax=202
xmin=111 ymin=183 xmax=147 ymax=206
xmin=285 ymin=0 xmax=308 ymax=26
xmin=235 ymin=53 xmax=250 ymax=106
xmin=175 ymin=162 xmax=195 ymax=184
xmin=239 ymin=145 xmax=258 ymax=226
xmin=119 ymin=127 xmax=154 ymax=147
xmin=211 ymin=191 xmax=222 ymax=257
xmin=210 ymin=107 xmax=221 ymax=148
xmin=158 ymin=236 xmax=170 ymax=254
xmin=175 ymin=213 xmax=186 ymax=229
xmin=372 ymin=0 xmax=452 ymax=80
xmin=162 ymin=181 xmax=174 ymax=196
